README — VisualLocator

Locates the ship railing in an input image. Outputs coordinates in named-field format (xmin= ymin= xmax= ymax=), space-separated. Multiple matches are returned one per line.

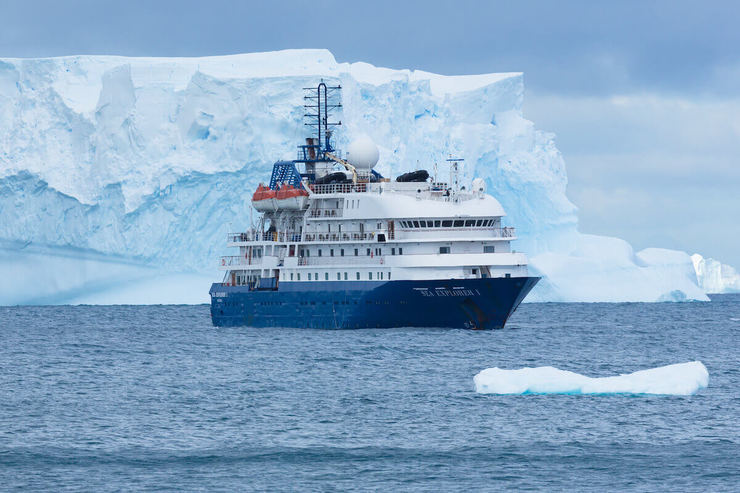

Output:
xmin=228 ymin=232 xmax=256 ymax=242
xmin=229 ymin=227 xmax=506 ymax=245
xmin=309 ymin=183 xmax=368 ymax=194
xmin=393 ymin=225 xmax=515 ymax=237
xmin=499 ymin=227 xmax=515 ymax=238
xmin=297 ymin=255 xmax=388 ymax=266
xmin=228 ymin=232 xmax=302 ymax=243
xmin=307 ymin=208 xmax=343 ymax=218
xmin=301 ymin=230 xmax=392 ymax=242
xmin=220 ymin=255 xmax=263 ymax=267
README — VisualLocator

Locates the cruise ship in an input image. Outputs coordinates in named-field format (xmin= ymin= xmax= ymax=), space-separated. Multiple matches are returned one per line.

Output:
xmin=209 ymin=83 xmax=539 ymax=329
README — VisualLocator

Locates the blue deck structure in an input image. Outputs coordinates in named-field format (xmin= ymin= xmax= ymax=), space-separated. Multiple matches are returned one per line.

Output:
xmin=210 ymin=277 xmax=539 ymax=329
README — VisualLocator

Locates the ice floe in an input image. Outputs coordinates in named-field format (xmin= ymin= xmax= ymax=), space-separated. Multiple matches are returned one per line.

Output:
xmin=474 ymin=361 xmax=708 ymax=395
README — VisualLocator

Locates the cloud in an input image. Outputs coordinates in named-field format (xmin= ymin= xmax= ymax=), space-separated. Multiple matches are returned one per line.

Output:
xmin=525 ymin=92 xmax=740 ymax=266
xmin=3 ymin=1 xmax=740 ymax=97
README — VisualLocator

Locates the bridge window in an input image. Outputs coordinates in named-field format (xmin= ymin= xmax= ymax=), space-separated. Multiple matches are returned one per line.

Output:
xmin=454 ymin=220 xmax=463 ymax=227
xmin=439 ymin=246 xmax=450 ymax=254
xmin=442 ymin=220 xmax=452 ymax=227
xmin=434 ymin=220 xmax=440 ymax=227
xmin=465 ymin=220 xmax=474 ymax=227
xmin=413 ymin=221 xmax=420 ymax=228
xmin=419 ymin=220 xmax=426 ymax=227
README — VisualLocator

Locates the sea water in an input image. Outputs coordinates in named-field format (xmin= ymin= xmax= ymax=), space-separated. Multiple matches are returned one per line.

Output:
xmin=1 ymin=295 xmax=738 ymax=491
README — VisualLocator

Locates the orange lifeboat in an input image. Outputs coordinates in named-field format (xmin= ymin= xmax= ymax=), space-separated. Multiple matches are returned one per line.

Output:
xmin=274 ymin=183 xmax=309 ymax=210
xmin=251 ymin=184 xmax=277 ymax=211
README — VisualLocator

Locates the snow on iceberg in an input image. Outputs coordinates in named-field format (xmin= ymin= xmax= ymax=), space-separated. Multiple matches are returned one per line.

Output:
xmin=691 ymin=254 xmax=740 ymax=294
xmin=527 ymin=236 xmax=709 ymax=302
xmin=473 ymin=361 xmax=709 ymax=395
xmin=0 ymin=49 xmax=719 ymax=303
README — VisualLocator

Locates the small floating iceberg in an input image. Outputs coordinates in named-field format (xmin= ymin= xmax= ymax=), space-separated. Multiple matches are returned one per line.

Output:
xmin=474 ymin=361 xmax=708 ymax=395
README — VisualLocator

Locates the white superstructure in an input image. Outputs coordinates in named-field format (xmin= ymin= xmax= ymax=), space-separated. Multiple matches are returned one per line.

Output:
xmin=221 ymin=163 xmax=530 ymax=288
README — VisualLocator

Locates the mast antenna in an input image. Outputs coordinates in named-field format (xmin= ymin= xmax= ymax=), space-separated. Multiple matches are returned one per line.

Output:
xmin=302 ymin=81 xmax=342 ymax=160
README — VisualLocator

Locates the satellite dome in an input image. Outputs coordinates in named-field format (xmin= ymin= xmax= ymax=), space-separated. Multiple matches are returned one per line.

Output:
xmin=346 ymin=135 xmax=379 ymax=169
xmin=472 ymin=177 xmax=486 ymax=194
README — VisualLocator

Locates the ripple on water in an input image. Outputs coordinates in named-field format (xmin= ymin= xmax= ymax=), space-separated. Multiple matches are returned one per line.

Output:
xmin=0 ymin=296 xmax=738 ymax=491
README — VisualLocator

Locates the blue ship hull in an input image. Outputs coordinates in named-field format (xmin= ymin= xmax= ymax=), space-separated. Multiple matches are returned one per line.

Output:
xmin=209 ymin=277 xmax=539 ymax=329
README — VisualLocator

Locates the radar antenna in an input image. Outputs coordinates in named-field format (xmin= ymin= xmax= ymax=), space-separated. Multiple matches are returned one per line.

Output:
xmin=301 ymin=81 xmax=341 ymax=160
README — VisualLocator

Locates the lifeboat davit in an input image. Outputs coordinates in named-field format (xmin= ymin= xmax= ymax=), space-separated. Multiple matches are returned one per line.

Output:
xmin=274 ymin=184 xmax=309 ymax=210
xmin=251 ymin=184 xmax=277 ymax=211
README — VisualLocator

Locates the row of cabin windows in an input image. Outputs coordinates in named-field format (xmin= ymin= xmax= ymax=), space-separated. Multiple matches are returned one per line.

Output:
xmin=296 ymin=246 xmax=493 ymax=258
xmin=289 ymin=271 xmax=389 ymax=281
xmin=438 ymin=245 xmax=494 ymax=254
xmin=299 ymin=247 xmax=404 ymax=257
xmin=400 ymin=218 xmax=495 ymax=228
xmin=316 ymin=222 xmax=381 ymax=233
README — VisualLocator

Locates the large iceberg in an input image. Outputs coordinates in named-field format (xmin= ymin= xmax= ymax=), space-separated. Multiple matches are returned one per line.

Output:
xmin=691 ymin=254 xmax=740 ymax=294
xmin=0 ymin=49 xmax=719 ymax=304
xmin=474 ymin=361 xmax=709 ymax=395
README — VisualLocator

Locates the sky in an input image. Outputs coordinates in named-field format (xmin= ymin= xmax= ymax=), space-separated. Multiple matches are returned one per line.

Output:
xmin=2 ymin=0 xmax=739 ymax=266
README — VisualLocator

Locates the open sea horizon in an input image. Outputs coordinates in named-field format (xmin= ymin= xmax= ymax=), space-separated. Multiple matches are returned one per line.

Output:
xmin=1 ymin=295 xmax=738 ymax=491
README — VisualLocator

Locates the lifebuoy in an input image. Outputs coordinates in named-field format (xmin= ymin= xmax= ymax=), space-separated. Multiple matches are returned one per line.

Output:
xmin=380 ymin=258 xmax=384 ymax=264
xmin=222 ymin=258 xmax=225 ymax=266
